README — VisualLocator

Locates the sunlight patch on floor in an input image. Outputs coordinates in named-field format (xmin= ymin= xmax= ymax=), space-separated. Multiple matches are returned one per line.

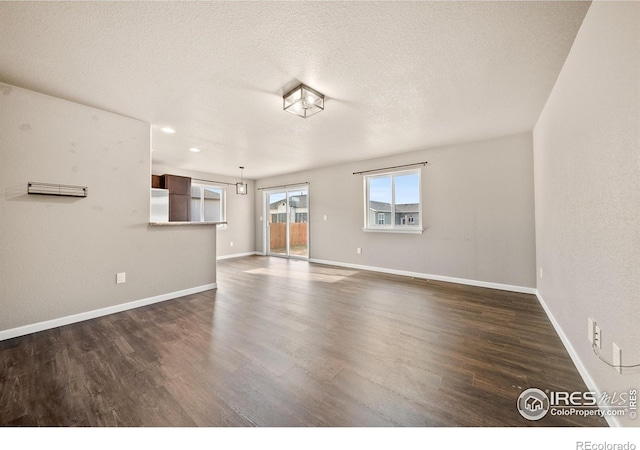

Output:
xmin=245 ymin=267 xmax=352 ymax=283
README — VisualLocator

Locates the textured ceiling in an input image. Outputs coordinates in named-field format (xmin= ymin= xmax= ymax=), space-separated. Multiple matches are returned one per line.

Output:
xmin=0 ymin=1 xmax=590 ymax=179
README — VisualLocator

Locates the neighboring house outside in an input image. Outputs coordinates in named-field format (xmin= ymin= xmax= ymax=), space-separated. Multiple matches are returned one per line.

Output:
xmin=395 ymin=203 xmax=420 ymax=226
xmin=270 ymin=195 xmax=308 ymax=223
xmin=368 ymin=201 xmax=419 ymax=226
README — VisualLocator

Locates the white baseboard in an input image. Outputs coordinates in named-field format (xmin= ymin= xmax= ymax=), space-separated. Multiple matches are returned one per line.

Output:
xmin=217 ymin=251 xmax=260 ymax=261
xmin=535 ymin=291 xmax=619 ymax=427
xmin=0 ymin=283 xmax=217 ymax=342
xmin=309 ymin=258 xmax=536 ymax=294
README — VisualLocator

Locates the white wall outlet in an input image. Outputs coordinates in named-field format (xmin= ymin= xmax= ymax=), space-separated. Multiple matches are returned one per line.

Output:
xmin=230 ymin=241 xmax=234 ymax=247
xmin=539 ymin=267 xmax=543 ymax=278
xmin=323 ymin=214 xmax=327 ymax=221
xmin=116 ymin=272 xmax=126 ymax=284
xmin=260 ymin=216 xmax=263 ymax=221
xmin=612 ymin=343 xmax=622 ymax=374
xmin=357 ymin=247 xmax=362 ymax=254
xmin=588 ymin=318 xmax=601 ymax=348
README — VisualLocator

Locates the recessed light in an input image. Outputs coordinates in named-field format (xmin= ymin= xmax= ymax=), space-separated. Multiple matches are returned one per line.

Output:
xmin=160 ymin=127 xmax=176 ymax=134
xmin=189 ymin=147 xmax=201 ymax=153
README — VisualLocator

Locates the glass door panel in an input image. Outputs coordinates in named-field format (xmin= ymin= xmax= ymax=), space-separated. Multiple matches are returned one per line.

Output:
xmin=268 ymin=192 xmax=287 ymax=256
xmin=288 ymin=190 xmax=308 ymax=258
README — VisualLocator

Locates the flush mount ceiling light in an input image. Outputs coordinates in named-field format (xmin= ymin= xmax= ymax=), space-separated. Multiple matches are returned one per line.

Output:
xmin=283 ymin=84 xmax=324 ymax=118
xmin=189 ymin=147 xmax=201 ymax=153
xmin=160 ymin=127 xmax=176 ymax=134
xmin=236 ymin=166 xmax=247 ymax=195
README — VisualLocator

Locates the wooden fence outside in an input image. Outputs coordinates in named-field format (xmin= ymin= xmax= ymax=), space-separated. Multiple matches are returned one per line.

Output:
xmin=269 ymin=222 xmax=308 ymax=250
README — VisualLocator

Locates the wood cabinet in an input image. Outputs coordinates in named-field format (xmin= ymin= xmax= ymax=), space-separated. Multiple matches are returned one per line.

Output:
xmin=168 ymin=194 xmax=189 ymax=222
xmin=163 ymin=174 xmax=190 ymax=196
xmin=151 ymin=175 xmax=162 ymax=189
xmin=160 ymin=174 xmax=191 ymax=222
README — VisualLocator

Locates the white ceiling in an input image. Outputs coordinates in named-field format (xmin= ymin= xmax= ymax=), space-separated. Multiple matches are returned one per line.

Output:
xmin=0 ymin=1 xmax=590 ymax=179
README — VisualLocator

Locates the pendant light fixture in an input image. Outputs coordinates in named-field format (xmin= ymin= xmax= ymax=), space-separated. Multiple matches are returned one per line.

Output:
xmin=236 ymin=166 xmax=247 ymax=195
xmin=283 ymin=84 xmax=324 ymax=118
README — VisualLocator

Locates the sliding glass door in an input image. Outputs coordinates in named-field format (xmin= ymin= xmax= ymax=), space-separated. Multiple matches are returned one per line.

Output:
xmin=266 ymin=187 xmax=308 ymax=259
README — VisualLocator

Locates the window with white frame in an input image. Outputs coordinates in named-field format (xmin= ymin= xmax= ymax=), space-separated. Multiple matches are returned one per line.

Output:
xmin=364 ymin=170 xmax=422 ymax=232
xmin=191 ymin=184 xmax=226 ymax=225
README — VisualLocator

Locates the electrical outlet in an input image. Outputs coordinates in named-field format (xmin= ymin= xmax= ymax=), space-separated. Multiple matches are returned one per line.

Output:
xmin=323 ymin=215 xmax=327 ymax=221
xmin=116 ymin=272 xmax=126 ymax=284
xmin=588 ymin=318 xmax=601 ymax=348
xmin=613 ymin=343 xmax=622 ymax=374
xmin=539 ymin=267 xmax=543 ymax=278
xmin=357 ymin=247 xmax=362 ymax=254
xmin=230 ymin=241 xmax=234 ymax=247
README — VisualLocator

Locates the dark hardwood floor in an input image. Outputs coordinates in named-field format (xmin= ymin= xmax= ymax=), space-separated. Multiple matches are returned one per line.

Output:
xmin=0 ymin=256 xmax=606 ymax=426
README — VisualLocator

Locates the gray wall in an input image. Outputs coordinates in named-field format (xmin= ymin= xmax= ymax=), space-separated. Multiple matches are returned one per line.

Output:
xmin=0 ymin=83 xmax=217 ymax=333
xmin=255 ymin=132 xmax=536 ymax=289
xmin=533 ymin=2 xmax=640 ymax=427
xmin=152 ymin=164 xmax=255 ymax=259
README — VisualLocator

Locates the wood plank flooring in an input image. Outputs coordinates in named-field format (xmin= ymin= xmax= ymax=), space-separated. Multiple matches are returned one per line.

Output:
xmin=0 ymin=256 xmax=606 ymax=426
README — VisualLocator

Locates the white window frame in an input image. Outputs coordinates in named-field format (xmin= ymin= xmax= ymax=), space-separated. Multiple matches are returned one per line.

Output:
xmin=363 ymin=169 xmax=423 ymax=234
xmin=191 ymin=183 xmax=227 ymax=228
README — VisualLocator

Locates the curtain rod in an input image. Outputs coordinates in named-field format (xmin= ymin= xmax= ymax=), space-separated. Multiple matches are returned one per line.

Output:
xmin=191 ymin=177 xmax=237 ymax=187
xmin=257 ymin=182 xmax=309 ymax=191
xmin=353 ymin=161 xmax=429 ymax=175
